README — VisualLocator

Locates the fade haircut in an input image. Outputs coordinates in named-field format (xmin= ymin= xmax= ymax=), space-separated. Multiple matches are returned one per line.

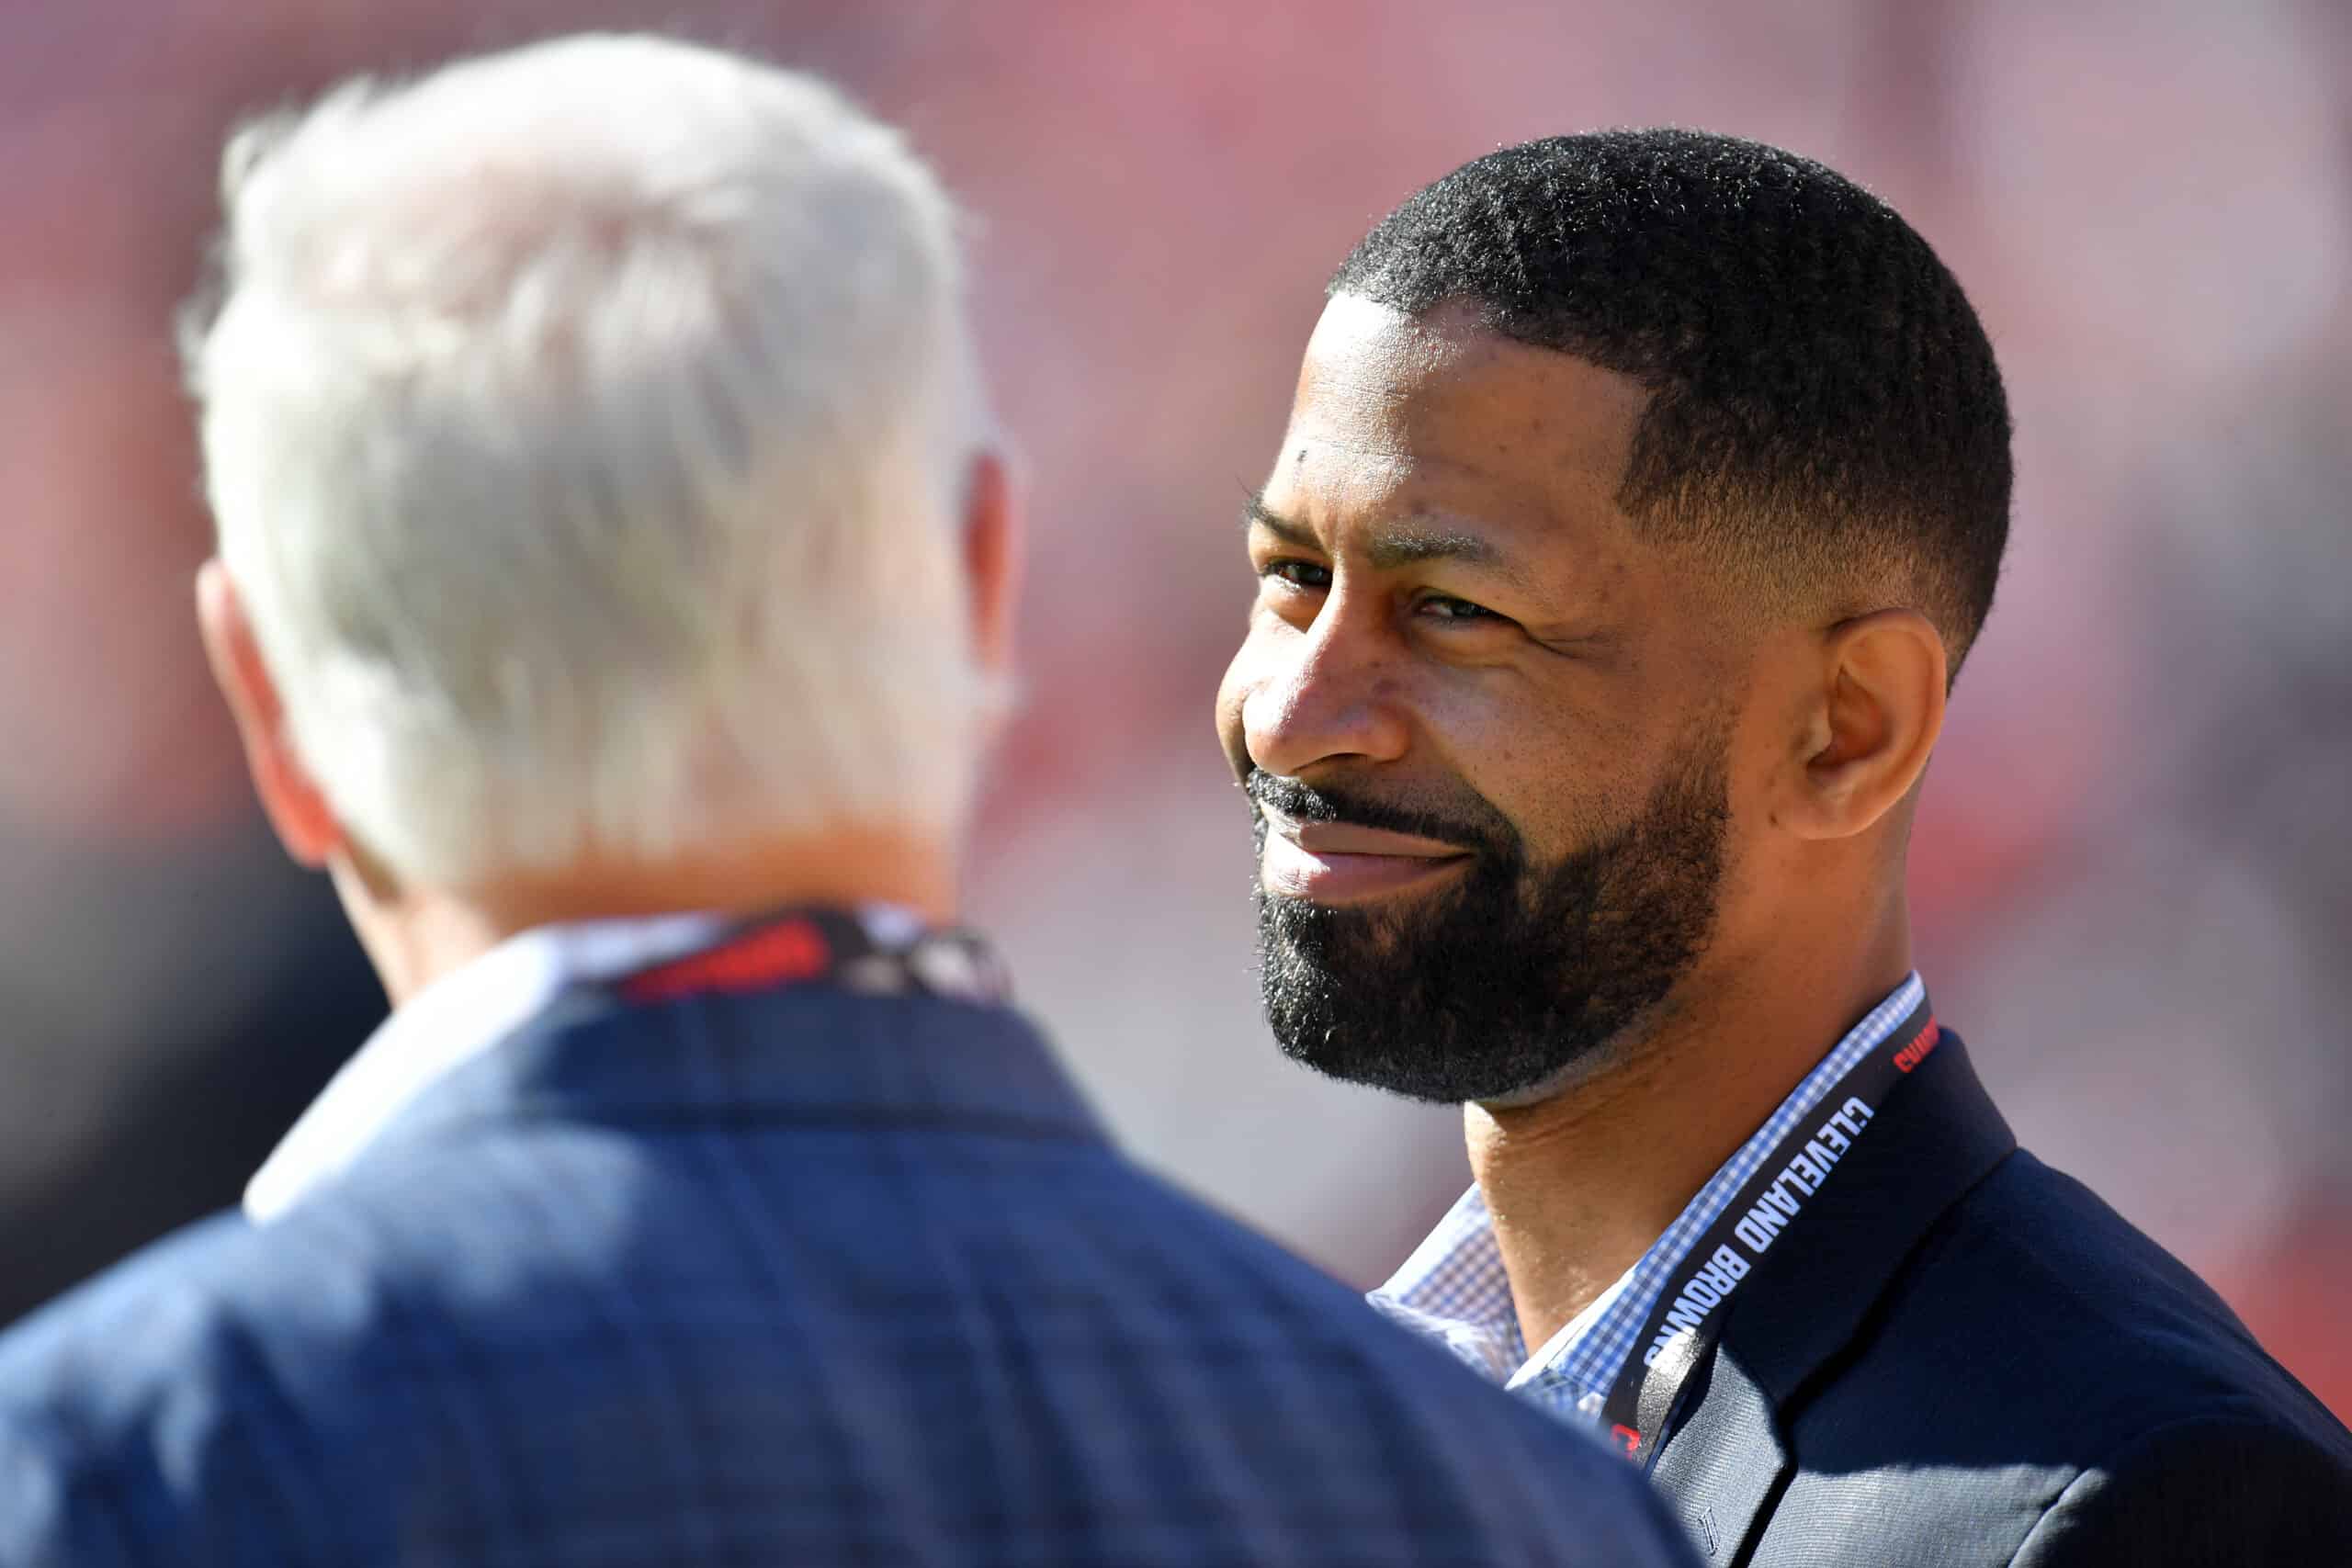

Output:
xmin=185 ymin=34 xmax=996 ymax=887
xmin=1330 ymin=130 xmax=2012 ymax=671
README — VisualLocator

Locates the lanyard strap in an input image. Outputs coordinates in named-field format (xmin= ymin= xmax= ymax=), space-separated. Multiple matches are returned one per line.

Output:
xmin=615 ymin=907 xmax=1011 ymax=1009
xmin=1598 ymin=998 xmax=1943 ymax=1464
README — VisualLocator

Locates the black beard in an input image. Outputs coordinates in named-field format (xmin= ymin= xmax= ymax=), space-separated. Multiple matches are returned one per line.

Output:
xmin=1250 ymin=732 xmax=1729 ymax=1104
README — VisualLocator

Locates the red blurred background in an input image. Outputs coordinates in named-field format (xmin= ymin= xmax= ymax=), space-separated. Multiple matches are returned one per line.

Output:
xmin=2 ymin=0 xmax=2345 ymax=1416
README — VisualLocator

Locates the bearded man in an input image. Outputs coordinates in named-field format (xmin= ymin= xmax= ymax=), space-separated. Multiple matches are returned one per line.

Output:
xmin=1219 ymin=130 xmax=2352 ymax=1565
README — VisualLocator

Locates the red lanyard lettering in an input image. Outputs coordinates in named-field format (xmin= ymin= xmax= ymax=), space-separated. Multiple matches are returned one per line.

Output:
xmin=616 ymin=908 xmax=1009 ymax=1009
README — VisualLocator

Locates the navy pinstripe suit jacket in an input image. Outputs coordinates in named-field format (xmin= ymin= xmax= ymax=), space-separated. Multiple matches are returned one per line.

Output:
xmin=0 ymin=978 xmax=1698 ymax=1566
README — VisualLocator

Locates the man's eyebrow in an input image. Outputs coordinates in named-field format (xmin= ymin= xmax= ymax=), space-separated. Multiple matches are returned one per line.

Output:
xmin=1242 ymin=494 xmax=1318 ymax=549
xmin=1362 ymin=525 xmax=1507 ymax=574
xmin=1244 ymin=493 xmax=1536 ymax=590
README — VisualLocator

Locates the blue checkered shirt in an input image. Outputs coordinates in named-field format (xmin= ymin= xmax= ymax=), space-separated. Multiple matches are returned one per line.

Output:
xmin=1370 ymin=974 xmax=1927 ymax=1427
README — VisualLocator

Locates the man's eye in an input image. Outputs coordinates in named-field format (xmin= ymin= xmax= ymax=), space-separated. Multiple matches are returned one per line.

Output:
xmin=1418 ymin=592 xmax=1498 ymax=623
xmin=1261 ymin=560 xmax=1332 ymax=591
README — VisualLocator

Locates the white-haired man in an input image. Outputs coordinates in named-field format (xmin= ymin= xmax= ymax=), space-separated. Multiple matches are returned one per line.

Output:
xmin=0 ymin=35 xmax=1700 ymax=1568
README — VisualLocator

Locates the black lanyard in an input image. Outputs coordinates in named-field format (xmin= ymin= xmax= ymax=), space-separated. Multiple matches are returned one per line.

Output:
xmin=1598 ymin=996 xmax=1943 ymax=1466
xmin=613 ymin=907 xmax=1011 ymax=1009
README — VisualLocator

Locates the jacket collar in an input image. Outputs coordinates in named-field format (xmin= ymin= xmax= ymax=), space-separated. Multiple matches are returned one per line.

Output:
xmin=245 ymin=911 xmax=734 ymax=1222
xmin=1645 ymin=1031 xmax=2018 ymax=1561
xmin=248 ymin=910 xmax=1099 ymax=1223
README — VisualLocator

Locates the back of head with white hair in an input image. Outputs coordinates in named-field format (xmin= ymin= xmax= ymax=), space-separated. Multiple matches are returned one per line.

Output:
xmin=186 ymin=33 xmax=996 ymax=888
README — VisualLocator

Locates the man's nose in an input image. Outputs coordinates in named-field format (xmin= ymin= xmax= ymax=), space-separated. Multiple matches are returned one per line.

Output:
xmin=1240 ymin=608 xmax=1411 ymax=779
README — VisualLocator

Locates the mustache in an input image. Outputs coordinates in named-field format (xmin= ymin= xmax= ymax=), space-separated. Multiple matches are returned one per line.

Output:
xmin=1245 ymin=769 xmax=1516 ymax=857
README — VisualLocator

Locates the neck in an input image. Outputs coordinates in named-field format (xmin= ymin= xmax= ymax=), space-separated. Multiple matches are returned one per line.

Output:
xmin=1467 ymin=900 xmax=1913 ymax=1359
xmin=335 ymin=822 xmax=959 ymax=1006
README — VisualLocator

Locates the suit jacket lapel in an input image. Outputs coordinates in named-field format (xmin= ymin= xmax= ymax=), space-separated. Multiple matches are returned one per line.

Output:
xmin=1647 ymin=1032 xmax=2018 ymax=1561
xmin=1647 ymin=1340 xmax=1789 ymax=1562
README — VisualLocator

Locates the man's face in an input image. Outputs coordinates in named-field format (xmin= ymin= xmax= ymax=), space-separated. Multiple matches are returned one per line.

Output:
xmin=1217 ymin=295 xmax=1758 ymax=1104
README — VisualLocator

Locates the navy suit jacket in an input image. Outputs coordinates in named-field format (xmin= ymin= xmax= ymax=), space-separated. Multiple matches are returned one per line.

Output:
xmin=0 ymin=977 xmax=1697 ymax=1566
xmin=1645 ymin=1032 xmax=2352 ymax=1564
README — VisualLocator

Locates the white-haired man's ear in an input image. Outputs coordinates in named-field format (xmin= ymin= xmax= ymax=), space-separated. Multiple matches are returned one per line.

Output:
xmin=196 ymin=559 xmax=345 ymax=869
xmin=961 ymin=449 xmax=1023 ymax=717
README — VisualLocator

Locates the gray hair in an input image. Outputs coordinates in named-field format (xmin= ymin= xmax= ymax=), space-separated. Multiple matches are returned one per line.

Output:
xmin=185 ymin=33 xmax=996 ymax=886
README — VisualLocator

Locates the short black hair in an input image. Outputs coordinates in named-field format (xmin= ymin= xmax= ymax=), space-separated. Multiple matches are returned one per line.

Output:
xmin=1331 ymin=129 xmax=2012 ymax=670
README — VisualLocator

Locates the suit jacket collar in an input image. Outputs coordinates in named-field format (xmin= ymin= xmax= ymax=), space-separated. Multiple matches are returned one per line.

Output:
xmin=250 ymin=912 xmax=1101 ymax=1224
xmin=1647 ymin=1031 xmax=2018 ymax=1561
xmin=245 ymin=911 xmax=737 ymax=1222
xmin=381 ymin=982 xmax=1103 ymax=1156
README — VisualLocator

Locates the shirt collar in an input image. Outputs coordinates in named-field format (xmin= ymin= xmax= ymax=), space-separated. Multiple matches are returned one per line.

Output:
xmin=1369 ymin=972 xmax=1928 ymax=1424
xmin=245 ymin=906 xmax=919 ymax=1224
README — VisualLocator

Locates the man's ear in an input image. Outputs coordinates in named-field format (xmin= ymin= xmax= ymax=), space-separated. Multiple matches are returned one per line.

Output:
xmin=195 ymin=559 xmax=344 ymax=869
xmin=960 ymin=449 xmax=1021 ymax=680
xmin=1782 ymin=608 xmax=1948 ymax=841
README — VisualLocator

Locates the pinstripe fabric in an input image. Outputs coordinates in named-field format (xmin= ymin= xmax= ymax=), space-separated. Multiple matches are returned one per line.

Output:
xmin=1370 ymin=974 xmax=1928 ymax=1427
xmin=0 ymin=974 xmax=1701 ymax=1567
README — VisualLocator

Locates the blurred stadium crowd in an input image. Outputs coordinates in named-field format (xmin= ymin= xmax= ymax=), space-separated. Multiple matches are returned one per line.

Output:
xmin=1 ymin=0 xmax=2345 ymax=1416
